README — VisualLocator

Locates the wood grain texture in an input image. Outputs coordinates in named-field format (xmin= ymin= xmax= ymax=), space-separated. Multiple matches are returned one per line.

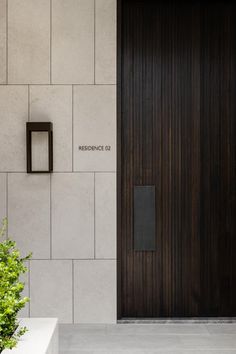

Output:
xmin=118 ymin=1 xmax=236 ymax=318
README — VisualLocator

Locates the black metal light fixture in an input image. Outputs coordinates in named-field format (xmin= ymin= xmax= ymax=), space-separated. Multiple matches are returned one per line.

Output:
xmin=26 ymin=122 xmax=53 ymax=173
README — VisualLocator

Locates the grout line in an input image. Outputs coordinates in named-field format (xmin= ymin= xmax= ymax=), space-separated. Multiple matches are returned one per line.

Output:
xmin=94 ymin=173 xmax=96 ymax=259
xmin=6 ymin=0 xmax=8 ymax=84
xmin=72 ymin=260 xmax=74 ymax=324
xmin=50 ymin=0 xmax=52 ymax=84
xmin=50 ymin=174 xmax=52 ymax=259
xmin=72 ymin=85 xmax=74 ymax=172
xmin=0 ymin=84 xmax=29 ymax=87
xmin=94 ymin=0 xmax=96 ymax=84
xmin=2 ymin=171 xmax=117 ymax=174
xmin=28 ymin=260 xmax=31 ymax=317
xmin=0 ymin=83 xmax=116 ymax=86
xmin=30 ymin=258 xmax=116 ymax=261
xmin=6 ymin=173 xmax=8 ymax=238
xmin=28 ymin=85 xmax=30 ymax=121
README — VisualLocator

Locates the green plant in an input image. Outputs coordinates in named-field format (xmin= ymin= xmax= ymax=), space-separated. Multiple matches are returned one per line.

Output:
xmin=0 ymin=218 xmax=31 ymax=353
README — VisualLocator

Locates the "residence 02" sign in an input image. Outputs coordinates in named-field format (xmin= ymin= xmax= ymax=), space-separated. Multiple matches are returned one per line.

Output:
xmin=78 ymin=145 xmax=111 ymax=151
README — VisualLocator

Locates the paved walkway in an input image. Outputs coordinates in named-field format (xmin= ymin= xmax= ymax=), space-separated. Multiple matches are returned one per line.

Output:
xmin=59 ymin=323 xmax=236 ymax=354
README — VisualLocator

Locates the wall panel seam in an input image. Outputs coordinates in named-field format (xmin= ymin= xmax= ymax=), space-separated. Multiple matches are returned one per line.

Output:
xmin=72 ymin=259 xmax=74 ymax=323
xmin=94 ymin=172 xmax=96 ymax=259
xmin=6 ymin=172 xmax=8 ymax=237
xmin=94 ymin=0 xmax=96 ymax=84
xmin=28 ymin=260 xmax=31 ymax=317
xmin=28 ymin=85 xmax=30 ymax=121
xmin=6 ymin=0 xmax=8 ymax=84
xmin=2 ymin=171 xmax=116 ymax=173
xmin=0 ymin=83 xmax=117 ymax=86
xmin=50 ymin=0 xmax=52 ymax=84
xmin=50 ymin=173 xmax=52 ymax=259
xmin=72 ymin=85 xmax=74 ymax=172
xmin=32 ymin=258 xmax=117 ymax=261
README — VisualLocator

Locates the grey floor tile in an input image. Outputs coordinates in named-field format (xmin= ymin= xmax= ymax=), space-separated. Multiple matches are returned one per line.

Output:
xmin=59 ymin=324 xmax=236 ymax=354
xmin=180 ymin=334 xmax=236 ymax=350
xmin=206 ymin=324 xmax=236 ymax=335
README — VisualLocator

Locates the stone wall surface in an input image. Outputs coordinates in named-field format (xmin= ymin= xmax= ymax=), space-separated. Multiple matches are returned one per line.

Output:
xmin=0 ymin=0 xmax=117 ymax=323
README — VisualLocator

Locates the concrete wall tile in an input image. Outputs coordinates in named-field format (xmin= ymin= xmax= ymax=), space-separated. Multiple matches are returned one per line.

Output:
xmin=30 ymin=260 xmax=72 ymax=323
xmin=0 ymin=86 xmax=28 ymax=172
xmin=8 ymin=173 xmax=50 ymax=259
xmin=95 ymin=0 xmax=116 ymax=84
xmin=8 ymin=0 xmax=50 ymax=83
xmin=52 ymin=0 xmax=94 ymax=84
xmin=52 ymin=173 xmax=94 ymax=259
xmin=74 ymin=260 xmax=116 ymax=323
xmin=73 ymin=85 xmax=116 ymax=172
xmin=30 ymin=85 xmax=72 ymax=172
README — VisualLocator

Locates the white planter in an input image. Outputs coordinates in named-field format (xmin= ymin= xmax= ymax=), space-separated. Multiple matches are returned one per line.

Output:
xmin=2 ymin=318 xmax=58 ymax=354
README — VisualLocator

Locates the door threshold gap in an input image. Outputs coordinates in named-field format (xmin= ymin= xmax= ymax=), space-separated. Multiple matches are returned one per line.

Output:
xmin=118 ymin=318 xmax=236 ymax=324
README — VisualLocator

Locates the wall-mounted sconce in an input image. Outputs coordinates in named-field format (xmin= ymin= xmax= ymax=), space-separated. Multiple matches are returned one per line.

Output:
xmin=26 ymin=122 xmax=53 ymax=173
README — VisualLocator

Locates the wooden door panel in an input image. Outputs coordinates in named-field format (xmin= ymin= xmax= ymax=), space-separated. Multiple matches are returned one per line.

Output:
xmin=118 ymin=1 xmax=236 ymax=318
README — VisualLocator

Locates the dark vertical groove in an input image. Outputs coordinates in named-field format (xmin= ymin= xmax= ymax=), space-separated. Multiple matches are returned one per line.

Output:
xmin=117 ymin=0 xmax=122 ymax=319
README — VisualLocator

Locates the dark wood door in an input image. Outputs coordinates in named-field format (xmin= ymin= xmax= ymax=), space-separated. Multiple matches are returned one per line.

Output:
xmin=118 ymin=1 xmax=236 ymax=318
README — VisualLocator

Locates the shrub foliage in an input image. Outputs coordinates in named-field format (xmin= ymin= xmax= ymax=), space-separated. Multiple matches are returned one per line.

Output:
xmin=0 ymin=218 xmax=31 ymax=353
